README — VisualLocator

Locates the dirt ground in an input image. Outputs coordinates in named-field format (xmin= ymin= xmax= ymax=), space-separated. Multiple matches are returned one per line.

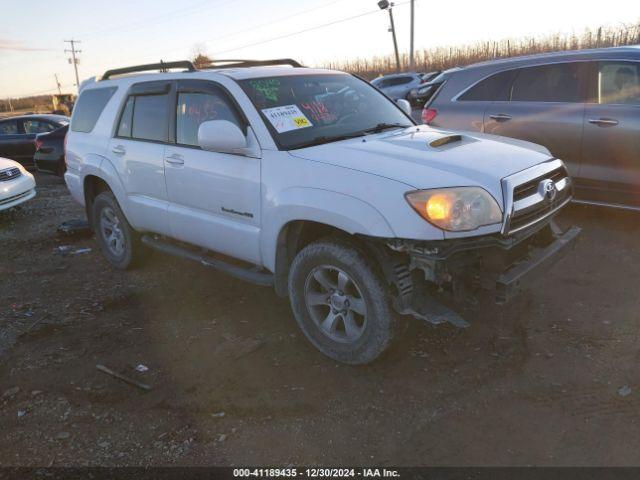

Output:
xmin=1 ymin=173 xmax=640 ymax=467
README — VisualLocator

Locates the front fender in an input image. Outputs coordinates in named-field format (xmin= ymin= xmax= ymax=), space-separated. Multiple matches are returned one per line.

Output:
xmin=261 ymin=187 xmax=395 ymax=271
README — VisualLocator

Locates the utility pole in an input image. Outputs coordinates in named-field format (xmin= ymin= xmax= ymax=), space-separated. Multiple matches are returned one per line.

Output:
xmin=64 ymin=39 xmax=81 ymax=92
xmin=54 ymin=74 xmax=62 ymax=94
xmin=409 ymin=0 xmax=415 ymax=70
xmin=378 ymin=1 xmax=401 ymax=72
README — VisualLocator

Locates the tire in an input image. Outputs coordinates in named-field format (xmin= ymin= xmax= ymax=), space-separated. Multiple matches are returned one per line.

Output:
xmin=92 ymin=191 xmax=147 ymax=270
xmin=288 ymin=238 xmax=396 ymax=365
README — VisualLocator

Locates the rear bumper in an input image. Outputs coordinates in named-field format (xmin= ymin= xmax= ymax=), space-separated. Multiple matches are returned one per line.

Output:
xmin=64 ymin=170 xmax=84 ymax=206
xmin=495 ymin=225 xmax=581 ymax=303
xmin=15 ymin=158 xmax=36 ymax=169
xmin=35 ymin=156 xmax=63 ymax=174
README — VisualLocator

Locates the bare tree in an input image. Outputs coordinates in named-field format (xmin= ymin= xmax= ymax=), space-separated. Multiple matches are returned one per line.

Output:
xmin=191 ymin=43 xmax=212 ymax=68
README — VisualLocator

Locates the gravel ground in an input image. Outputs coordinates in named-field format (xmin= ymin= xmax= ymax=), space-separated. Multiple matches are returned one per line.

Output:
xmin=1 ymin=173 xmax=639 ymax=466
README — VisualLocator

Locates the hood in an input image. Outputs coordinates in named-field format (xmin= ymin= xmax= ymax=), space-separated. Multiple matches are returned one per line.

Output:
xmin=289 ymin=127 xmax=553 ymax=206
xmin=0 ymin=157 xmax=22 ymax=170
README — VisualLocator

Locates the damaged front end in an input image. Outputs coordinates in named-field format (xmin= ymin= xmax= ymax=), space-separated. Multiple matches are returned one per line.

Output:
xmin=368 ymin=220 xmax=580 ymax=328
xmin=369 ymin=159 xmax=581 ymax=328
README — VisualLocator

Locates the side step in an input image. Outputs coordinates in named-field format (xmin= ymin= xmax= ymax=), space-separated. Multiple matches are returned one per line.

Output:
xmin=141 ymin=235 xmax=274 ymax=287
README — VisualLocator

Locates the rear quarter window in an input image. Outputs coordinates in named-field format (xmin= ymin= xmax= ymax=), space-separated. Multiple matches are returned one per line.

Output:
xmin=71 ymin=87 xmax=117 ymax=133
xmin=389 ymin=76 xmax=414 ymax=86
xmin=458 ymin=70 xmax=516 ymax=101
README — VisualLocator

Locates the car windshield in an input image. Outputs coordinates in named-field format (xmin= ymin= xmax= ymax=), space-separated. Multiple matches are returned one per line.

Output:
xmin=239 ymin=74 xmax=414 ymax=150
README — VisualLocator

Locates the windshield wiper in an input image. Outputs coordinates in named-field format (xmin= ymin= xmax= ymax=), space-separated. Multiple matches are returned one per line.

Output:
xmin=363 ymin=122 xmax=412 ymax=134
xmin=292 ymin=132 xmax=366 ymax=149
xmin=291 ymin=123 xmax=412 ymax=149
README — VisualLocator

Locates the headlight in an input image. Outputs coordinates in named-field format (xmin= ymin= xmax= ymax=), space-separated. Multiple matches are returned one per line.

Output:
xmin=405 ymin=187 xmax=502 ymax=231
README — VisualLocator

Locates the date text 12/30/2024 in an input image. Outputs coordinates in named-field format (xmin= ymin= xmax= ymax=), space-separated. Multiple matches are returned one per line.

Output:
xmin=233 ymin=469 xmax=401 ymax=478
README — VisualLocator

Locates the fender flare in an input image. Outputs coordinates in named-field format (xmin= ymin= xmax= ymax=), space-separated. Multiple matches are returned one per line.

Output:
xmin=261 ymin=187 xmax=395 ymax=272
xmin=80 ymin=154 xmax=131 ymax=221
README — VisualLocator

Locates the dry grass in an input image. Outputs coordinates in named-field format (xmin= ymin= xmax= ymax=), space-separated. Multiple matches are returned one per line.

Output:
xmin=323 ymin=21 xmax=640 ymax=78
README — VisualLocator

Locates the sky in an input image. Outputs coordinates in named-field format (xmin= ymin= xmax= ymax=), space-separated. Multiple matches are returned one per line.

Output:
xmin=0 ymin=0 xmax=638 ymax=98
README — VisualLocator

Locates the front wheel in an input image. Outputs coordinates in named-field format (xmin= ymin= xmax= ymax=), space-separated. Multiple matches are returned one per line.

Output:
xmin=288 ymin=238 xmax=396 ymax=364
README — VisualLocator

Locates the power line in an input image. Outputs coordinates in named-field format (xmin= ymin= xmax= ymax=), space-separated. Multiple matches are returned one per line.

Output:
xmin=69 ymin=0 xmax=352 ymax=75
xmin=211 ymin=0 xmax=415 ymax=56
xmin=203 ymin=0 xmax=348 ymax=46
xmin=83 ymin=0 xmax=413 ymax=77
xmin=84 ymin=0 xmax=345 ymax=68
xmin=2 ymin=84 xmax=75 ymax=100
xmin=78 ymin=0 xmax=235 ymax=40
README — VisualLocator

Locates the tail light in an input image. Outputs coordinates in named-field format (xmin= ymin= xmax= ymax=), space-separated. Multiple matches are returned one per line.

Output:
xmin=34 ymin=138 xmax=43 ymax=151
xmin=421 ymin=108 xmax=438 ymax=124
xmin=63 ymin=133 xmax=69 ymax=168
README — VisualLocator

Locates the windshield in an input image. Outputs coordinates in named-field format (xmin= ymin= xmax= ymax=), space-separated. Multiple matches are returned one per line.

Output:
xmin=239 ymin=74 xmax=414 ymax=150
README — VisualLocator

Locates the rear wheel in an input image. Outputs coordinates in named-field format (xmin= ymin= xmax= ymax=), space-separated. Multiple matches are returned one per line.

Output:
xmin=288 ymin=238 xmax=396 ymax=364
xmin=92 ymin=191 xmax=147 ymax=269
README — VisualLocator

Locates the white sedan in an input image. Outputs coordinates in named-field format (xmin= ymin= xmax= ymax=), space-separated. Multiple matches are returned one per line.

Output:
xmin=0 ymin=157 xmax=36 ymax=211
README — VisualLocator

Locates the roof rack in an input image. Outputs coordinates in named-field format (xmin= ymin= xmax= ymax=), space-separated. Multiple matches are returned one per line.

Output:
xmin=100 ymin=58 xmax=304 ymax=81
xmin=101 ymin=60 xmax=196 ymax=80
xmin=199 ymin=58 xmax=304 ymax=69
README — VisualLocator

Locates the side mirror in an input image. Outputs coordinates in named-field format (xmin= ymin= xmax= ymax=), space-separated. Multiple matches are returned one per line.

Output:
xmin=198 ymin=120 xmax=247 ymax=154
xmin=396 ymin=98 xmax=412 ymax=116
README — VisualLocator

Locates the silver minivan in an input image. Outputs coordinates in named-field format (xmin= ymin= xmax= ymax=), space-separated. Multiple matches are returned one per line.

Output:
xmin=422 ymin=46 xmax=640 ymax=209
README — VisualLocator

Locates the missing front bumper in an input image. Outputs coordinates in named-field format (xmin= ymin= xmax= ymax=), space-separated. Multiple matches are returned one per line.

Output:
xmin=375 ymin=222 xmax=581 ymax=328
xmin=495 ymin=225 xmax=581 ymax=303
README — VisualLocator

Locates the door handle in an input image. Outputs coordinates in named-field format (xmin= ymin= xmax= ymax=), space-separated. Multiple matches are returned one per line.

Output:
xmin=588 ymin=118 xmax=619 ymax=127
xmin=165 ymin=153 xmax=184 ymax=165
xmin=489 ymin=113 xmax=512 ymax=122
xmin=111 ymin=145 xmax=126 ymax=156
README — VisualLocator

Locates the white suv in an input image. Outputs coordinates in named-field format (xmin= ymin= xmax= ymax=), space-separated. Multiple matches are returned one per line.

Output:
xmin=64 ymin=59 xmax=580 ymax=364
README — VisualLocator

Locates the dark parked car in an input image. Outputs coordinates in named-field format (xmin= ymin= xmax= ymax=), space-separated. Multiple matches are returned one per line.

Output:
xmin=421 ymin=46 xmax=640 ymax=209
xmin=34 ymin=124 xmax=68 ymax=176
xmin=406 ymin=70 xmax=442 ymax=106
xmin=0 ymin=114 xmax=69 ymax=168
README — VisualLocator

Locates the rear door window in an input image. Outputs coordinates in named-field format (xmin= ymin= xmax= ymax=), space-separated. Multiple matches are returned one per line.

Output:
xmin=596 ymin=61 xmax=640 ymax=105
xmin=0 ymin=120 xmax=18 ymax=135
xmin=131 ymin=94 xmax=169 ymax=142
xmin=458 ymin=70 xmax=516 ymax=101
xmin=511 ymin=63 xmax=586 ymax=103
xmin=22 ymin=120 xmax=56 ymax=134
xmin=71 ymin=87 xmax=117 ymax=133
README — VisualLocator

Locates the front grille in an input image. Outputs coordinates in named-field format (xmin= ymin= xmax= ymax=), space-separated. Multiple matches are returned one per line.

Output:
xmin=513 ymin=166 xmax=567 ymax=201
xmin=509 ymin=188 xmax=571 ymax=231
xmin=502 ymin=159 xmax=572 ymax=235
xmin=0 ymin=167 xmax=22 ymax=182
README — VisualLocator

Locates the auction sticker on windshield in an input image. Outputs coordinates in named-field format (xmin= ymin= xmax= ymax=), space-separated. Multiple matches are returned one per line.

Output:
xmin=262 ymin=105 xmax=313 ymax=133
